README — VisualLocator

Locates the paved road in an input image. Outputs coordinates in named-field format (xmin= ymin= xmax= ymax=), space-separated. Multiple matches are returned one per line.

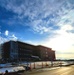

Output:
xmin=23 ymin=65 xmax=74 ymax=75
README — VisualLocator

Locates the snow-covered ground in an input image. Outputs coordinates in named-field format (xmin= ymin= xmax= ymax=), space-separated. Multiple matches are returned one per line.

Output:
xmin=0 ymin=66 xmax=25 ymax=74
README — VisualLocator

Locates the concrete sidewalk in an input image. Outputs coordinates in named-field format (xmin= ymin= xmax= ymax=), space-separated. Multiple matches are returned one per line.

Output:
xmin=23 ymin=67 xmax=61 ymax=74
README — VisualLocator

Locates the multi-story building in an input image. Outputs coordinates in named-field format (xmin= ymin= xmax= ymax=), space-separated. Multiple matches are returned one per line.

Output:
xmin=17 ymin=41 xmax=34 ymax=61
xmin=33 ymin=45 xmax=55 ymax=61
xmin=2 ymin=41 xmax=17 ymax=61
xmin=2 ymin=41 xmax=34 ymax=61
xmin=1 ymin=40 xmax=56 ymax=62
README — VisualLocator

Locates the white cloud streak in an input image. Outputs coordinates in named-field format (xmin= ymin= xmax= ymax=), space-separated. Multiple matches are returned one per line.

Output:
xmin=5 ymin=30 xmax=9 ymax=36
xmin=0 ymin=0 xmax=74 ymax=34
xmin=0 ymin=32 xmax=1 ymax=34
xmin=0 ymin=32 xmax=18 ymax=44
xmin=10 ymin=34 xmax=18 ymax=41
xmin=0 ymin=36 xmax=9 ymax=44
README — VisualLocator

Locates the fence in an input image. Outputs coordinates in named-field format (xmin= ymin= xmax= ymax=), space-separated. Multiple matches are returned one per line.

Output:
xmin=19 ymin=61 xmax=74 ymax=70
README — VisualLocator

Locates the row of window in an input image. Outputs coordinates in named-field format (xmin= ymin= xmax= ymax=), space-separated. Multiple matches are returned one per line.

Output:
xmin=19 ymin=48 xmax=32 ymax=52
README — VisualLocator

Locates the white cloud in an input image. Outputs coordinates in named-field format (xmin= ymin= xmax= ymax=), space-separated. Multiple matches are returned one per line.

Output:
xmin=0 ymin=0 xmax=73 ymax=34
xmin=0 ymin=34 xmax=18 ymax=44
xmin=42 ymin=24 xmax=74 ymax=48
xmin=5 ymin=30 xmax=9 ymax=36
xmin=0 ymin=36 xmax=9 ymax=44
xmin=57 ymin=9 xmax=74 ymax=27
xmin=0 ymin=32 xmax=1 ymax=34
xmin=10 ymin=34 xmax=18 ymax=41
xmin=33 ymin=25 xmax=51 ymax=34
xmin=61 ymin=25 xmax=73 ymax=31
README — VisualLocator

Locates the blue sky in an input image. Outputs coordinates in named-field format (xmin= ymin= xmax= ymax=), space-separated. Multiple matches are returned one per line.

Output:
xmin=0 ymin=0 xmax=74 ymax=59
